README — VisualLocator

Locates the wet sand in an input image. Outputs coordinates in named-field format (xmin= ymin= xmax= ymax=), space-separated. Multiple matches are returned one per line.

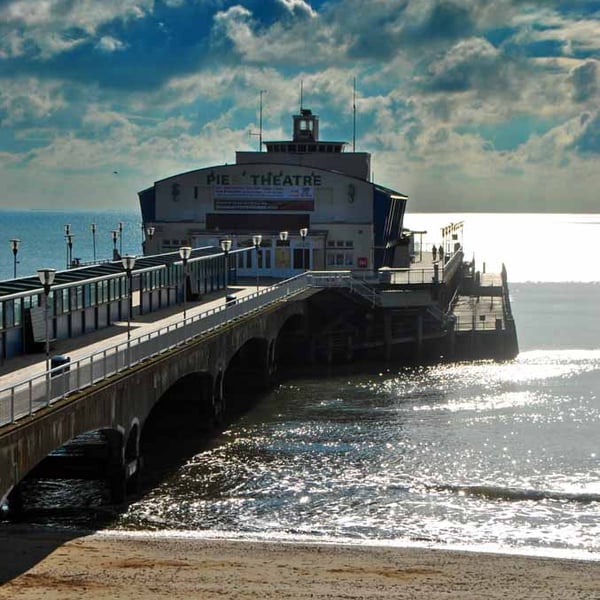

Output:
xmin=1 ymin=526 xmax=600 ymax=599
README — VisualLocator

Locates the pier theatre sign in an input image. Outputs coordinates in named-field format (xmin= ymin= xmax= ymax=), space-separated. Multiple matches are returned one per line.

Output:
xmin=206 ymin=170 xmax=321 ymax=212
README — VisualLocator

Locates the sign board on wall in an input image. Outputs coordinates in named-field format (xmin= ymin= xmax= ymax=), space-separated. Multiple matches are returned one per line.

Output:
xmin=214 ymin=185 xmax=314 ymax=211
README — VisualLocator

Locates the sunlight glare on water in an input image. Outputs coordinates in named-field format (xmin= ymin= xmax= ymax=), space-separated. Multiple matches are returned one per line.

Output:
xmin=115 ymin=344 xmax=600 ymax=559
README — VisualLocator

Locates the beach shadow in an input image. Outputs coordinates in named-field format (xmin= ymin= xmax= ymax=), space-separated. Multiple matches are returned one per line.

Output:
xmin=0 ymin=524 xmax=87 ymax=584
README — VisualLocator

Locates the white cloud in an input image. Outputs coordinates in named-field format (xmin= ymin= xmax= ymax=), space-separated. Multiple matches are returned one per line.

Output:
xmin=277 ymin=0 xmax=316 ymax=18
xmin=95 ymin=36 xmax=127 ymax=53
xmin=0 ymin=0 xmax=152 ymax=59
xmin=0 ymin=77 xmax=66 ymax=126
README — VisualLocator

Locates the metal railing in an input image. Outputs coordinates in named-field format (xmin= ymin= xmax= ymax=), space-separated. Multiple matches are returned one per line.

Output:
xmin=0 ymin=272 xmax=316 ymax=426
xmin=380 ymin=267 xmax=439 ymax=285
xmin=0 ymin=267 xmax=466 ymax=427
xmin=453 ymin=315 xmax=504 ymax=332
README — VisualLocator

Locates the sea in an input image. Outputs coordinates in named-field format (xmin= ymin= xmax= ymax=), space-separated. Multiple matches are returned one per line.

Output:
xmin=3 ymin=210 xmax=600 ymax=561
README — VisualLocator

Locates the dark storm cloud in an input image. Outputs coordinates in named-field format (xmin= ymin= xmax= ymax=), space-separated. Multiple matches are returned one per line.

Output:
xmin=344 ymin=0 xmax=476 ymax=61
xmin=419 ymin=38 xmax=514 ymax=95
xmin=402 ymin=1 xmax=476 ymax=44
xmin=572 ymin=111 xmax=600 ymax=155
xmin=569 ymin=60 xmax=598 ymax=103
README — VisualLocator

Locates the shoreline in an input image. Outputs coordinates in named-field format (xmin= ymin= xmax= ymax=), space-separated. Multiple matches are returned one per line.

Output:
xmin=2 ymin=525 xmax=600 ymax=599
xmin=93 ymin=527 xmax=600 ymax=564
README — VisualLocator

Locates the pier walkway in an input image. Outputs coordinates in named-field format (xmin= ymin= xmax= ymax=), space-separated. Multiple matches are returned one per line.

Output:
xmin=0 ymin=254 xmax=511 ymax=429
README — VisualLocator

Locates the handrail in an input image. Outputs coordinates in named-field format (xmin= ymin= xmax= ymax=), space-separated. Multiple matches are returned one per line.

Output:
xmin=0 ymin=272 xmax=316 ymax=426
xmin=0 ymin=267 xmax=458 ymax=427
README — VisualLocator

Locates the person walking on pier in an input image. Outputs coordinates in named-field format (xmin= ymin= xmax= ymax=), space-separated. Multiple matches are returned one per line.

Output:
xmin=438 ymin=245 xmax=444 ymax=263
xmin=432 ymin=245 xmax=437 ymax=261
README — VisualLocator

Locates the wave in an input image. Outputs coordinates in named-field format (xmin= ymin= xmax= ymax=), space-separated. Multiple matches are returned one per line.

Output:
xmin=430 ymin=484 xmax=600 ymax=504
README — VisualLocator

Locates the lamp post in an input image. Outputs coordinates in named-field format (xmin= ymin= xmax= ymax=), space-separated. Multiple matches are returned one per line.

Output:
xmin=299 ymin=227 xmax=308 ymax=271
xmin=37 ymin=268 xmax=56 ymax=383
xmin=9 ymin=239 xmax=20 ymax=279
xmin=121 ymin=255 xmax=136 ymax=341
xmin=111 ymin=229 xmax=119 ymax=260
xmin=118 ymin=221 xmax=124 ymax=257
xmin=178 ymin=246 xmax=192 ymax=320
xmin=90 ymin=223 xmax=97 ymax=263
xmin=252 ymin=234 xmax=262 ymax=291
xmin=65 ymin=233 xmax=74 ymax=268
xmin=64 ymin=224 xmax=70 ymax=267
xmin=220 ymin=239 xmax=232 ymax=305
xmin=145 ymin=226 xmax=155 ymax=255
xmin=279 ymin=231 xmax=288 ymax=275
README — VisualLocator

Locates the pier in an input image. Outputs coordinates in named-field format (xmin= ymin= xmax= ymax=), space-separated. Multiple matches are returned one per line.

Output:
xmin=0 ymin=252 xmax=517 ymax=516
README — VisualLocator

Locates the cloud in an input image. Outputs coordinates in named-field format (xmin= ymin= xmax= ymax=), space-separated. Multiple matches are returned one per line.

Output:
xmin=95 ymin=36 xmax=127 ymax=53
xmin=569 ymin=60 xmax=598 ymax=103
xmin=0 ymin=0 xmax=599 ymax=213
xmin=0 ymin=77 xmax=66 ymax=126
xmin=571 ymin=111 xmax=600 ymax=155
xmin=0 ymin=0 xmax=151 ymax=59
xmin=277 ymin=0 xmax=316 ymax=18
xmin=422 ymin=37 xmax=502 ymax=93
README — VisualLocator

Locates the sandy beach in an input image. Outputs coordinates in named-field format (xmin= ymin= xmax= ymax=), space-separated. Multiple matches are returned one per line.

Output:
xmin=1 ymin=526 xmax=599 ymax=599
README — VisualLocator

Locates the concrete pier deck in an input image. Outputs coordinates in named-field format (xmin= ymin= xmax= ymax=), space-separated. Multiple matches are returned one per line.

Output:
xmin=0 ymin=284 xmax=261 ymax=390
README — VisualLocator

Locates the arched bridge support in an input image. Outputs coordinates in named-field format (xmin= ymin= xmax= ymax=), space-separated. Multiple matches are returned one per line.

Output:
xmin=0 ymin=298 xmax=308 ymax=510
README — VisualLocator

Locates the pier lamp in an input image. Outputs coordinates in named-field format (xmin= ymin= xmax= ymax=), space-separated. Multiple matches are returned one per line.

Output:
xmin=111 ymin=229 xmax=119 ymax=260
xmin=65 ymin=233 xmax=74 ymax=269
xmin=299 ymin=227 xmax=308 ymax=271
xmin=121 ymin=255 xmax=136 ymax=341
xmin=178 ymin=246 xmax=192 ymax=320
xmin=252 ymin=234 xmax=262 ymax=291
xmin=9 ymin=239 xmax=20 ymax=279
xmin=279 ymin=231 xmax=289 ymax=275
xmin=90 ymin=223 xmax=97 ymax=263
xmin=145 ymin=226 xmax=155 ymax=254
xmin=220 ymin=239 xmax=232 ymax=305
xmin=118 ymin=221 xmax=124 ymax=257
xmin=37 ymin=268 xmax=56 ymax=381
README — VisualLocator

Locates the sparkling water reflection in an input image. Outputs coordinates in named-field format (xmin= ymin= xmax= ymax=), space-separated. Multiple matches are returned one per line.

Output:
xmin=112 ymin=347 xmax=600 ymax=558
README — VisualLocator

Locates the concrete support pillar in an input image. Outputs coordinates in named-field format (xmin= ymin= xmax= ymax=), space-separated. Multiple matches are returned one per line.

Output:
xmin=384 ymin=312 xmax=392 ymax=361
xmin=416 ymin=313 xmax=423 ymax=361
xmin=108 ymin=464 xmax=127 ymax=504
xmin=447 ymin=317 xmax=456 ymax=360
xmin=213 ymin=373 xmax=225 ymax=425
xmin=4 ymin=485 xmax=24 ymax=521
xmin=264 ymin=340 xmax=277 ymax=388
xmin=309 ymin=338 xmax=318 ymax=364
xmin=107 ymin=431 xmax=126 ymax=504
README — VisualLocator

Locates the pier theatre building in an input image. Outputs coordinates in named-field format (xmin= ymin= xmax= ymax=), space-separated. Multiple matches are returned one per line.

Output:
xmin=139 ymin=109 xmax=408 ymax=278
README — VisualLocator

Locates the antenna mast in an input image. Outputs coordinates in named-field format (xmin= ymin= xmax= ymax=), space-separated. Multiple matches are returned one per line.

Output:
xmin=352 ymin=77 xmax=356 ymax=152
xmin=300 ymin=80 xmax=304 ymax=112
xmin=259 ymin=89 xmax=266 ymax=152
xmin=249 ymin=90 xmax=267 ymax=151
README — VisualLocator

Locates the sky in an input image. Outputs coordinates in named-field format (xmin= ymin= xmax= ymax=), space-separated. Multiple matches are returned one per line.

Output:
xmin=0 ymin=0 xmax=599 ymax=214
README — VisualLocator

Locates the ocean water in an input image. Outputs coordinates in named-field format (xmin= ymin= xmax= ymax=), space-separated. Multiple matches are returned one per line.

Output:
xmin=0 ymin=209 xmax=140 ymax=281
xmin=9 ymin=212 xmax=600 ymax=560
